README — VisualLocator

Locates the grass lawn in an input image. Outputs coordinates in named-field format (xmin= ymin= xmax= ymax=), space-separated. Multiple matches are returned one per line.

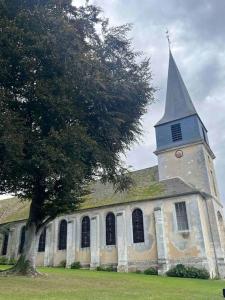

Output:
xmin=0 ymin=265 xmax=225 ymax=300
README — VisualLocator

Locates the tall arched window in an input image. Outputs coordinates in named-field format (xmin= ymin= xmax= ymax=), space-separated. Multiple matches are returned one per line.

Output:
xmin=1 ymin=233 xmax=9 ymax=256
xmin=58 ymin=220 xmax=67 ymax=250
xmin=38 ymin=227 xmax=46 ymax=252
xmin=106 ymin=213 xmax=116 ymax=245
xmin=19 ymin=226 xmax=26 ymax=254
xmin=81 ymin=216 xmax=90 ymax=248
xmin=132 ymin=208 xmax=144 ymax=243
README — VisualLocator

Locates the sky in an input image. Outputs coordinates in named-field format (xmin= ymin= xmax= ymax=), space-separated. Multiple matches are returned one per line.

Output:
xmin=1 ymin=1 xmax=225 ymax=201
xmin=74 ymin=0 xmax=225 ymax=200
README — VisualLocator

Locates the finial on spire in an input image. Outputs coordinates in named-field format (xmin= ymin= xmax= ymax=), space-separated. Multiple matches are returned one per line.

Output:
xmin=166 ymin=29 xmax=171 ymax=50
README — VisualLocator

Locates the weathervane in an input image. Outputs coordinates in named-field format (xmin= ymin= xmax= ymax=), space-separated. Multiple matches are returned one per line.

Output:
xmin=166 ymin=29 xmax=171 ymax=49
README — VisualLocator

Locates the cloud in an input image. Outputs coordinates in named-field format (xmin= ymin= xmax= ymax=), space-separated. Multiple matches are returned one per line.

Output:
xmin=74 ymin=0 xmax=225 ymax=202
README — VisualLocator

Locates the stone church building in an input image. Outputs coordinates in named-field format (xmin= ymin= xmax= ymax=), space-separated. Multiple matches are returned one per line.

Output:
xmin=1 ymin=51 xmax=225 ymax=278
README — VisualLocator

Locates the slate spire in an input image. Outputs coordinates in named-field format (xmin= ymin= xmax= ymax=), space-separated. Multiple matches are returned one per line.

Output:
xmin=156 ymin=50 xmax=197 ymax=125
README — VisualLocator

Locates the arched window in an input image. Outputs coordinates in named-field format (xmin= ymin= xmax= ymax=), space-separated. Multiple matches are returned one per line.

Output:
xmin=38 ymin=227 xmax=46 ymax=252
xmin=58 ymin=220 xmax=67 ymax=250
xmin=1 ymin=233 xmax=9 ymax=256
xmin=132 ymin=208 xmax=144 ymax=243
xmin=106 ymin=213 xmax=116 ymax=245
xmin=81 ymin=216 xmax=90 ymax=248
xmin=19 ymin=226 xmax=26 ymax=254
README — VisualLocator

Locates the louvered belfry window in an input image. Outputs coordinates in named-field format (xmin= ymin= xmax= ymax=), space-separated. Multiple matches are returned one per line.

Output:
xmin=81 ymin=216 xmax=90 ymax=248
xmin=38 ymin=227 xmax=46 ymax=252
xmin=1 ymin=233 xmax=9 ymax=256
xmin=19 ymin=226 xmax=26 ymax=254
xmin=58 ymin=220 xmax=67 ymax=250
xmin=175 ymin=202 xmax=189 ymax=231
xmin=106 ymin=213 xmax=116 ymax=245
xmin=132 ymin=209 xmax=145 ymax=243
xmin=171 ymin=123 xmax=182 ymax=142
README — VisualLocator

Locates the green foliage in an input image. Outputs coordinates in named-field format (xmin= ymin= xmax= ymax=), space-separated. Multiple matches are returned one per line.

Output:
xmin=96 ymin=265 xmax=115 ymax=272
xmin=8 ymin=258 xmax=17 ymax=265
xmin=166 ymin=264 xmax=210 ymax=280
xmin=70 ymin=261 xmax=81 ymax=269
xmin=144 ymin=267 xmax=158 ymax=275
xmin=58 ymin=260 xmax=66 ymax=268
xmin=0 ymin=0 xmax=153 ymax=226
xmin=0 ymin=256 xmax=8 ymax=265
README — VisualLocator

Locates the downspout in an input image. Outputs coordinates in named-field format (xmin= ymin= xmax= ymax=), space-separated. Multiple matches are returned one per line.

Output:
xmin=204 ymin=195 xmax=219 ymax=277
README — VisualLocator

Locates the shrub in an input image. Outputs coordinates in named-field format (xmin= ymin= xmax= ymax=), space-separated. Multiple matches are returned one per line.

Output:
xmin=166 ymin=264 xmax=210 ymax=279
xmin=71 ymin=261 xmax=81 ymax=269
xmin=0 ymin=256 xmax=8 ymax=265
xmin=96 ymin=265 xmax=115 ymax=272
xmin=135 ymin=270 xmax=142 ymax=274
xmin=8 ymin=258 xmax=17 ymax=265
xmin=144 ymin=267 xmax=158 ymax=275
xmin=59 ymin=260 xmax=66 ymax=268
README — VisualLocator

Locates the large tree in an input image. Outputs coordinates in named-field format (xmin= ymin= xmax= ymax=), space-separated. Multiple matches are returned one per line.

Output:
xmin=0 ymin=0 xmax=154 ymax=275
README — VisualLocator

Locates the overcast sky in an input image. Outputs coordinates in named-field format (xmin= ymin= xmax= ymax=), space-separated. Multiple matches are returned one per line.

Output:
xmin=75 ymin=0 xmax=225 ymax=201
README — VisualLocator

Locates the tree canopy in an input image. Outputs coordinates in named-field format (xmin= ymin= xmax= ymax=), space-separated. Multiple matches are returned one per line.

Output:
xmin=0 ymin=0 xmax=154 ymax=274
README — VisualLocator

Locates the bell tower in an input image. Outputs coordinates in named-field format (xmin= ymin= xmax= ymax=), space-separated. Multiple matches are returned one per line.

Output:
xmin=155 ymin=50 xmax=220 ymax=199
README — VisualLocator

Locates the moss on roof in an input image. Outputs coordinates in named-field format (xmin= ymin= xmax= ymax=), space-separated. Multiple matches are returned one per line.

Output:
xmin=0 ymin=165 xmax=198 ymax=225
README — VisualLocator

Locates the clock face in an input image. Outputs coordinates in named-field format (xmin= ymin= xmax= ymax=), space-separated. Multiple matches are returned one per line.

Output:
xmin=175 ymin=149 xmax=183 ymax=158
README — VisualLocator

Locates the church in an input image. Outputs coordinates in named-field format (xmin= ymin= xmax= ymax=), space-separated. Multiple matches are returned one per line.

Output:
xmin=1 ymin=50 xmax=225 ymax=278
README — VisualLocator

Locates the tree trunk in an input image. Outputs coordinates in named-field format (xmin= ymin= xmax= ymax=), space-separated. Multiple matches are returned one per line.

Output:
xmin=1 ymin=222 xmax=41 ymax=276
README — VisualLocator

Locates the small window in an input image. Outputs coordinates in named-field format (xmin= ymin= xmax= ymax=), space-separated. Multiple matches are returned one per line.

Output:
xmin=106 ymin=213 xmax=116 ymax=245
xmin=81 ymin=216 xmax=90 ymax=248
xmin=202 ymin=127 xmax=207 ymax=144
xmin=19 ymin=226 xmax=26 ymax=254
xmin=58 ymin=220 xmax=67 ymax=250
xmin=132 ymin=208 xmax=145 ymax=243
xmin=38 ymin=228 xmax=46 ymax=252
xmin=1 ymin=233 xmax=9 ymax=256
xmin=171 ymin=123 xmax=182 ymax=142
xmin=175 ymin=202 xmax=189 ymax=231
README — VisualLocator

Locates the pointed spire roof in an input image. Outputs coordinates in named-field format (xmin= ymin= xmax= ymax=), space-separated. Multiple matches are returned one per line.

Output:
xmin=156 ymin=51 xmax=197 ymax=126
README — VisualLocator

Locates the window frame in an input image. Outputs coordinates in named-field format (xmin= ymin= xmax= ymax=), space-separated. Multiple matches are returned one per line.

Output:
xmin=18 ymin=226 xmax=26 ymax=254
xmin=171 ymin=123 xmax=183 ymax=142
xmin=81 ymin=216 xmax=90 ymax=248
xmin=1 ymin=232 xmax=9 ymax=256
xmin=132 ymin=208 xmax=145 ymax=244
xmin=175 ymin=201 xmax=189 ymax=232
xmin=58 ymin=219 xmax=67 ymax=250
xmin=38 ymin=227 xmax=46 ymax=252
xmin=106 ymin=212 xmax=116 ymax=246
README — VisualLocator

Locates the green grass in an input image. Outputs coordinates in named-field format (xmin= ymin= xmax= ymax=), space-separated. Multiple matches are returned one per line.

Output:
xmin=0 ymin=265 xmax=224 ymax=300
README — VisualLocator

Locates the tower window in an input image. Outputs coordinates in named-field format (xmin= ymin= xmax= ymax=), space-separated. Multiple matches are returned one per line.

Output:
xmin=175 ymin=202 xmax=189 ymax=231
xmin=202 ymin=127 xmax=207 ymax=144
xmin=171 ymin=123 xmax=182 ymax=142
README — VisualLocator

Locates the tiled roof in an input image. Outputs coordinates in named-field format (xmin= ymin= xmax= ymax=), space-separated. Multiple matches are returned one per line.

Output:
xmin=0 ymin=165 xmax=199 ymax=225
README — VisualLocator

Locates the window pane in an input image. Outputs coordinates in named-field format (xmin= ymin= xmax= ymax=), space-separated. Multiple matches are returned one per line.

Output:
xmin=106 ymin=213 xmax=116 ymax=245
xmin=132 ymin=209 xmax=144 ymax=243
xmin=1 ymin=233 xmax=9 ymax=256
xmin=175 ymin=202 xmax=189 ymax=231
xmin=19 ymin=226 xmax=26 ymax=254
xmin=38 ymin=227 xmax=46 ymax=252
xmin=58 ymin=220 xmax=67 ymax=250
xmin=81 ymin=216 xmax=90 ymax=248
